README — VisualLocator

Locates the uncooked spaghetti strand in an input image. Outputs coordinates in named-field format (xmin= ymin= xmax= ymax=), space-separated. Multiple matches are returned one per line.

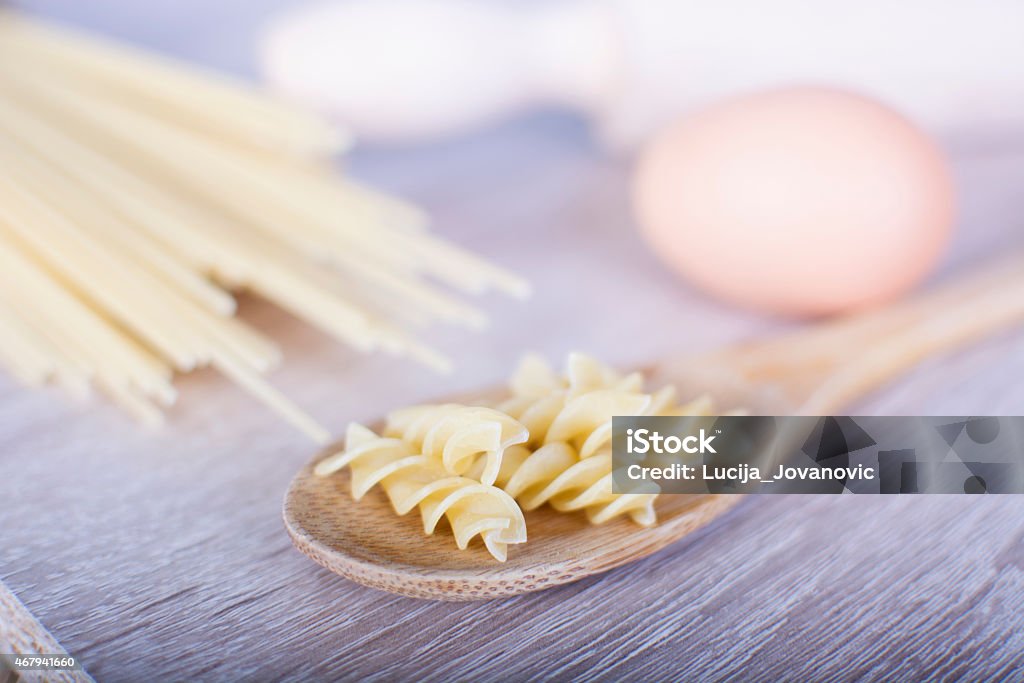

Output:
xmin=17 ymin=41 xmax=423 ymax=231
xmin=0 ymin=13 xmax=530 ymax=436
xmin=33 ymin=75 xmax=424 ymax=275
xmin=314 ymin=249 xmax=488 ymax=329
xmin=174 ymin=133 xmax=528 ymax=298
xmin=252 ymin=162 xmax=528 ymax=296
xmin=155 ymin=278 xmax=282 ymax=375
xmin=0 ymin=309 xmax=89 ymax=398
xmin=210 ymin=348 xmax=330 ymax=445
xmin=0 ymin=209 xmax=202 ymax=372
xmin=224 ymin=152 xmax=431 ymax=245
xmin=228 ymin=244 xmax=453 ymax=368
xmin=234 ymin=246 xmax=408 ymax=354
xmin=0 ymin=275 xmax=97 ymax=381
xmin=0 ymin=10 xmax=348 ymax=157
xmin=0 ymin=147 xmax=280 ymax=375
xmin=3 ymin=284 xmax=168 ymax=419
xmin=253 ymin=157 xmax=529 ymax=297
xmin=0 ymin=94 xmax=432 ymax=363
xmin=396 ymin=229 xmax=531 ymax=298
xmin=0 ymin=292 xmax=92 ymax=399
xmin=219 ymin=235 xmax=453 ymax=369
xmin=0 ymin=290 xmax=167 ymax=423
xmin=0 ymin=176 xmax=208 ymax=370
xmin=0 ymin=301 xmax=61 ymax=386
xmin=0 ymin=183 xmax=326 ymax=433
xmin=2 ymin=228 xmax=326 ymax=435
xmin=0 ymin=236 xmax=176 ymax=403
xmin=25 ymin=107 xmax=457 ymax=360
xmin=252 ymin=162 xmax=529 ymax=297
xmin=313 ymin=175 xmax=429 ymax=233
xmin=0 ymin=64 xmax=525 ymax=302
xmin=0 ymin=136 xmax=237 ymax=317
xmin=0 ymin=65 xmax=458 ymax=321
xmin=0 ymin=269 xmax=170 ymax=422
xmin=0 ymin=133 xmax=290 ymax=379
xmin=0 ymin=91 xmax=248 ymax=275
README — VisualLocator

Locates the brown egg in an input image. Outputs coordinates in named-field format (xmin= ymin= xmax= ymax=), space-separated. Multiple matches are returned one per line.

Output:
xmin=632 ymin=87 xmax=955 ymax=316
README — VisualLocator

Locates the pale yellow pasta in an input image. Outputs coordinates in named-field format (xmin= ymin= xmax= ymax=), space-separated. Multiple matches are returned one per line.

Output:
xmin=498 ymin=353 xmax=649 ymax=455
xmin=491 ymin=354 xmax=722 ymax=526
xmin=315 ymin=423 xmax=527 ymax=561
xmin=506 ymin=445 xmax=658 ymax=526
xmin=0 ymin=12 xmax=528 ymax=442
xmin=317 ymin=354 xmax=731 ymax=560
xmin=383 ymin=404 xmax=528 ymax=486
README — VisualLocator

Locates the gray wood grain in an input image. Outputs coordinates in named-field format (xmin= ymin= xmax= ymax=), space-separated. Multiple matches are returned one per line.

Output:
xmin=2 ymin=3 xmax=1024 ymax=682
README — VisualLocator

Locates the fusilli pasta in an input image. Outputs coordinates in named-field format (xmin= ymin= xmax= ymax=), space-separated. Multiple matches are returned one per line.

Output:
xmin=383 ymin=404 xmax=528 ymax=486
xmin=316 ymin=422 xmax=527 ymax=561
xmin=315 ymin=353 xmax=732 ymax=561
xmin=492 ymin=353 xmax=719 ymax=526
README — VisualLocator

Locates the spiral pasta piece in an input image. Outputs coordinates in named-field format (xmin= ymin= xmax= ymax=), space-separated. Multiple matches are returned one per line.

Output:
xmin=505 ymin=446 xmax=658 ymax=525
xmin=498 ymin=353 xmax=650 ymax=456
xmin=493 ymin=354 xmax=721 ymax=526
xmin=504 ymin=352 xmax=642 ymax=403
xmin=315 ymin=422 xmax=526 ymax=561
xmin=314 ymin=353 xmax=735 ymax=560
xmin=383 ymin=403 xmax=528 ymax=485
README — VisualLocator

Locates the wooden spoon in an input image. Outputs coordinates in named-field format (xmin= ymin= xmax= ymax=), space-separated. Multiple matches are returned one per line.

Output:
xmin=284 ymin=255 xmax=1024 ymax=600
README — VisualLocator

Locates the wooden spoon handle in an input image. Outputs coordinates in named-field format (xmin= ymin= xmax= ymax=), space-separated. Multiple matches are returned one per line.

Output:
xmin=665 ymin=253 xmax=1024 ymax=412
xmin=751 ymin=252 xmax=1024 ymax=365
xmin=800 ymin=257 xmax=1024 ymax=412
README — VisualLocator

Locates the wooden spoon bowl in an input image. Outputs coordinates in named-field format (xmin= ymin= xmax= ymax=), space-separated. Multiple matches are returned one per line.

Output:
xmin=284 ymin=255 xmax=1024 ymax=600
xmin=285 ymin=447 xmax=740 ymax=600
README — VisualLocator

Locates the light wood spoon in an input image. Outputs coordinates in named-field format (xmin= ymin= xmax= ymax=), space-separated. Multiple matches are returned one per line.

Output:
xmin=284 ymin=254 xmax=1024 ymax=600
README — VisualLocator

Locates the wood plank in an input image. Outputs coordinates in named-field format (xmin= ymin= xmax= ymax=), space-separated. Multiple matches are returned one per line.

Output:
xmin=0 ymin=580 xmax=93 ymax=683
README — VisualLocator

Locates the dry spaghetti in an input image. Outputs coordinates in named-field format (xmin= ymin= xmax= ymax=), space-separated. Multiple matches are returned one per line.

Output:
xmin=0 ymin=12 xmax=527 ymax=443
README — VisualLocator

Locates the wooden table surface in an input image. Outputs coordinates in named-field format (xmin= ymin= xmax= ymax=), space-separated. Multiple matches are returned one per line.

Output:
xmin=3 ymin=3 xmax=1024 ymax=681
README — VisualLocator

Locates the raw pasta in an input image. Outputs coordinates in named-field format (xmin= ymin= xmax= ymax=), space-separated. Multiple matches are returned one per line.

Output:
xmin=0 ymin=11 xmax=527 ymax=442
xmin=383 ymin=404 xmax=528 ymax=486
xmin=316 ymin=353 xmax=732 ymax=561
xmin=498 ymin=354 xmax=699 ymax=456
xmin=493 ymin=354 xmax=719 ymax=526
xmin=505 ymin=446 xmax=659 ymax=526
xmin=499 ymin=354 xmax=645 ymax=451
xmin=316 ymin=423 xmax=527 ymax=561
